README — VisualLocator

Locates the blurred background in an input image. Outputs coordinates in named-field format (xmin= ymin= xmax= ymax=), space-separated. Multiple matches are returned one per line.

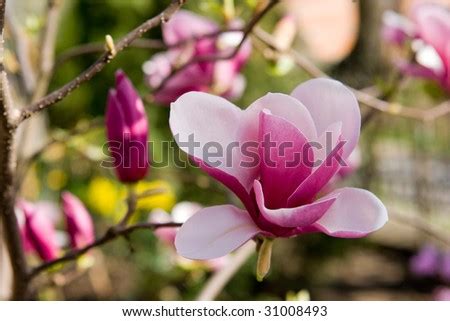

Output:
xmin=1 ymin=0 xmax=450 ymax=300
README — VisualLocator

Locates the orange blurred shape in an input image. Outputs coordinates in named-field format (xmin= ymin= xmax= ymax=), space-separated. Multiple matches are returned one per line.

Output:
xmin=284 ymin=0 xmax=360 ymax=64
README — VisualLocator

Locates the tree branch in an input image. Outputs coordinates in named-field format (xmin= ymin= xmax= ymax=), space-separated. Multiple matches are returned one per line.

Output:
xmin=0 ymin=0 xmax=29 ymax=300
xmin=53 ymin=27 xmax=244 ymax=70
xmin=15 ymin=0 xmax=187 ymax=126
xmin=29 ymin=221 xmax=182 ymax=279
xmin=54 ymin=38 xmax=165 ymax=68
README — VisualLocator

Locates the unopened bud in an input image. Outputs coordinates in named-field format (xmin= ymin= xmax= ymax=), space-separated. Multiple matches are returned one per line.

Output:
xmin=105 ymin=35 xmax=116 ymax=58
xmin=256 ymin=237 xmax=274 ymax=281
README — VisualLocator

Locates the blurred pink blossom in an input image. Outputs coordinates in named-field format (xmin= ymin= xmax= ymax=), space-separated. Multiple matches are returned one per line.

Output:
xmin=62 ymin=192 xmax=95 ymax=250
xmin=18 ymin=200 xmax=60 ymax=262
xmin=382 ymin=3 xmax=450 ymax=91
xmin=170 ymin=78 xmax=388 ymax=260
xmin=143 ymin=10 xmax=251 ymax=105
xmin=410 ymin=244 xmax=440 ymax=277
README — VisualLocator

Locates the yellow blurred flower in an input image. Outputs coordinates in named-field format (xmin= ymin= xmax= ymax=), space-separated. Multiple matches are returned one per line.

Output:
xmin=87 ymin=177 xmax=125 ymax=220
xmin=86 ymin=177 xmax=175 ymax=221
xmin=135 ymin=180 xmax=175 ymax=212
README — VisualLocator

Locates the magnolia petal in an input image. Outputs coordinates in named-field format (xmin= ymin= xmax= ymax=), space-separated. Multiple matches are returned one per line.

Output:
xmin=291 ymin=78 xmax=360 ymax=159
xmin=312 ymin=121 xmax=342 ymax=171
xmin=175 ymin=205 xmax=261 ymax=260
xmin=288 ymin=136 xmax=344 ymax=207
xmin=106 ymin=89 xmax=129 ymax=142
xmin=20 ymin=201 xmax=60 ymax=262
xmin=254 ymin=180 xmax=337 ymax=228
xmin=170 ymin=92 xmax=258 ymax=192
xmin=313 ymin=187 xmax=388 ymax=238
xmin=115 ymin=70 xmax=148 ymax=137
xmin=258 ymin=111 xmax=312 ymax=208
xmin=61 ymin=192 xmax=95 ymax=249
xmin=192 ymin=157 xmax=256 ymax=213
xmin=246 ymin=93 xmax=317 ymax=142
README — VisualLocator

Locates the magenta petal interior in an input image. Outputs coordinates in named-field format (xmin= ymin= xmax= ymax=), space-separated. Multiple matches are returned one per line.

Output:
xmin=288 ymin=136 xmax=345 ymax=207
xmin=258 ymin=110 xmax=313 ymax=209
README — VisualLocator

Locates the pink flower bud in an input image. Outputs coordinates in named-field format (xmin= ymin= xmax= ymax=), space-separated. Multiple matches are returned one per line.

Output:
xmin=19 ymin=201 xmax=59 ymax=262
xmin=106 ymin=70 xmax=149 ymax=183
xmin=62 ymin=192 xmax=95 ymax=250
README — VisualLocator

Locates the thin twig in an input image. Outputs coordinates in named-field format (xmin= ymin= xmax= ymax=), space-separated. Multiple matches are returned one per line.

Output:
xmin=54 ymin=38 xmax=165 ymax=68
xmin=29 ymin=222 xmax=182 ymax=279
xmin=117 ymin=187 xmax=138 ymax=228
xmin=253 ymin=27 xmax=450 ymax=122
xmin=196 ymin=242 xmax=255 ymax=301
xmin=16 ymin=0 xmax=187 ymax=126
xmin=390 ymin=212 xmax=450 ymax=248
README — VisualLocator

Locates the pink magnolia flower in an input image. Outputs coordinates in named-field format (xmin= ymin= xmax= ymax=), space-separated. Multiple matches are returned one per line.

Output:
xmin=149 ymin=202 xmax=228 ymax=270
xmin=18 ymin=201 xmax=60 ymax=262
xmin=62 ymin=192 xmax=95 ymax=250
xmin=143 ymin=10 xmax=251 ymax=105
xmin=170 ymin=78 xmax=388 ymax=260
xmin=106 ymin=70 xmax=149 ymax=183
xmin=382 ymin=4 xmax=450 ymax=91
